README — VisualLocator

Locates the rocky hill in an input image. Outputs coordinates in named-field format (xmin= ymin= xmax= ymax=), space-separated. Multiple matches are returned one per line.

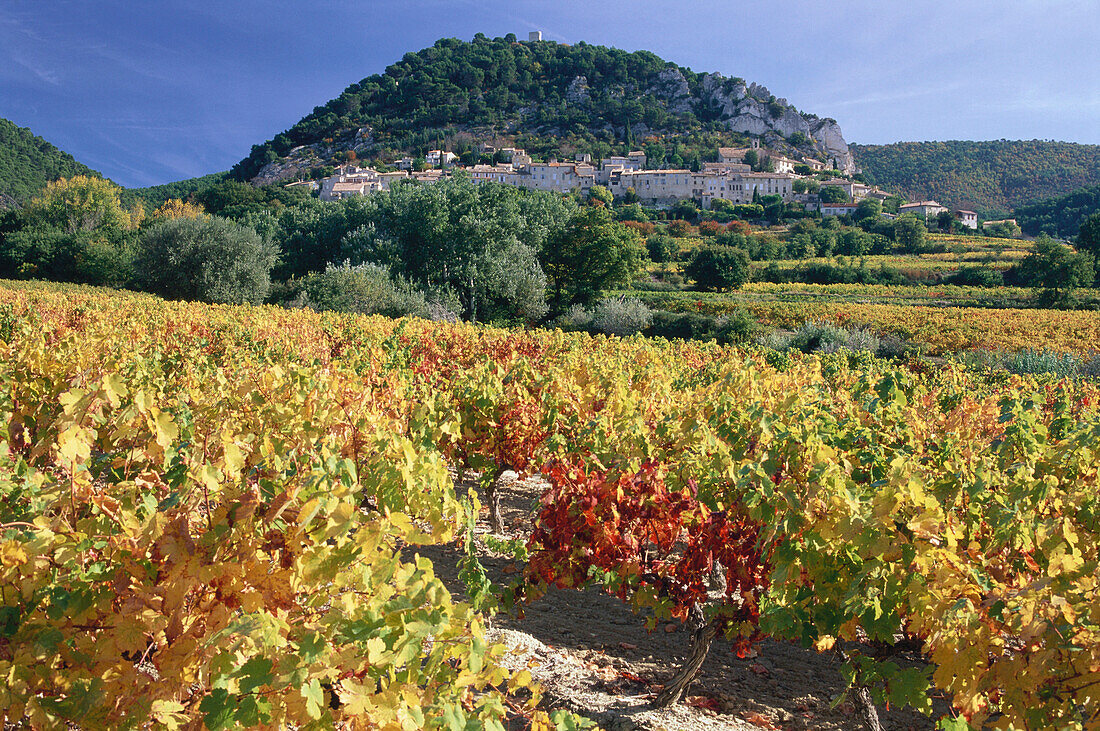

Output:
xmin=233 ymin=35 xmax=857 ymax=184
xmin=0 ymin=117 xmax=105 ymax=205
xmin=852 ymin=140 xmax=1100 ymax=218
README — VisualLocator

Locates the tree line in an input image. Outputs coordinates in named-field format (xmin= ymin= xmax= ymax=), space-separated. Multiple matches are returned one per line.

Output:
xmin=0 ymin=175 xmax=647 ymax=322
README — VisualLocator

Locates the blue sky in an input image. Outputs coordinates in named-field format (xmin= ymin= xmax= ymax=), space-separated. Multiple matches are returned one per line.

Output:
xmin=3 ymin=0 xmax=1098 ymax=187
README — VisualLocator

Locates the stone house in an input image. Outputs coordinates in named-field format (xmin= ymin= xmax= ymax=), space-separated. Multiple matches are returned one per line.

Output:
xmin=954 ymin=210 xmax=979 ymax=229
xmin=898 ymin=201 xmax=948 ymax=219
xmin=466 ymin=164 xmax=516 ymax=184
xmin=700 ymin=171 xmax=794 ymax=208
xmin=821 ymin=202 xmax=859 ymax=217
xmin=609 ymin=169 xmax=696 ymax=204
xmin=516 ymin=162 xmax=594 ymax=193
xmin=425 ymin=150 xmax=458 ymax=167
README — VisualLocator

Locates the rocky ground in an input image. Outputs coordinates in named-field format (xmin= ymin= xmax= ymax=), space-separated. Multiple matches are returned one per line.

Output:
xmin=411 ymin=472 xmax=945 ymax=731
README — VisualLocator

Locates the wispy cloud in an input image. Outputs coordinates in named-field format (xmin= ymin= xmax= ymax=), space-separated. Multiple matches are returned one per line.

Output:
xmin=814 ymin=83 xmax=968 ymax=110
xmin=8 ymin=55 xmax=60 ymax=85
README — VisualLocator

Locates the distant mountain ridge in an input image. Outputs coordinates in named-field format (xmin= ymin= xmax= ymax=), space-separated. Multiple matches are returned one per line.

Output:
xmin=232 ymin=35 xmax=858 ymax=184
xmin=852 ymin=140 xmax=1100 ymax=218
xmin=0 ymin=117 xmax=105 ymax=205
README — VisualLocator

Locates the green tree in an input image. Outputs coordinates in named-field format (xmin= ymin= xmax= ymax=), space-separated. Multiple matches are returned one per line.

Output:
xmin=646 ymin=234 xmax=676 ymax=263
xmin=1 ymin=176 xmax=135 ymax=286
xmin=1012 ymin=236 xmax=1095 ymax=305
xmin=936 ymin=210 xmax=955 ymax=232
xmin=786 ymin=232 xmax=815 ymax=259
xmin=588 ymin=185 xmax=613 ymax=206
xmin=684 ymin=246 xmax=750 ymax=291
xmin=293 ymin=262 xmax=438 ymax=318
xmin=338 ymin=177 xmax=568 ymax=322
xmin=543 ymin=206 xmax=647 ymax=310
xmin=854 ymin=199 xmax=882 ymax=223
xmin=892 ymin=214 xmax=927 ymax=253
xmin=23 ymin=175 xmax=132 ymax=234
xmin=835 ymin=229 xmax=871 ymax=256
xmin=668 ymin=199 xmax=699 ymax=222
xmin=615 ymin=203 xmax=648 ymax=222
xmin=135 ymin=216 xmax=278 ymax=304
xmin=0 ymin=119 xmax=104 ymax=203
xmin=818 ymin=186 xmax=849 ymax=204
xmin=1078 ymin=212 xmax=1100 ymax=274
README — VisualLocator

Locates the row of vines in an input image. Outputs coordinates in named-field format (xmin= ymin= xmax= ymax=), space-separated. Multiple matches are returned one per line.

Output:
xmin=1 ymin=282 xmax=1099 ymax=729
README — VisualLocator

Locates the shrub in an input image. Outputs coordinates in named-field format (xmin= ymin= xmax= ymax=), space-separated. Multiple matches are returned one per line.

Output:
xmin=1080 ymin=353 xmax=1100 ymax=378
xmin=632 ymin=279 xmax=680 ymax=292
xmin=554 ymin=303 xmax=593 ymax=331
xmin=295 ymin=262 xmax=446 ymax=319
xmin=949 ymin=266 xmax=1005 ymax=288
xmin=839 ymin=327 xmax=881 ymax=354
xmin=716 ymin=310 xmax=759 ymax=344
xmin=786 ymin=321 xmax=850 ymax=353
xmin=1004 ymin=348 xmax=1081 ymax=378
xmin=591 ymin=297 xmax=653 ymax=336
xmin=135 ymin=216 xmax=277 ymax=304
xmin=646 ymin=234 xmax=677 ymax=263
xmin=756 ymin=330 xmax=791 ymax=351
xmin=666 ymin=220 xmax=695 ymax=237
xmin=646 ymin=311 xmax=719 ymax=341
xmin=621 ymin=220 xmax=656 ymax=236
xmin=698 ymin=220 xmax=725 ymax=237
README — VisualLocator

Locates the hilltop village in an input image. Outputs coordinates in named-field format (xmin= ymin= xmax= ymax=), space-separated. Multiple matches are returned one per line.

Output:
xmin=313 ymin=141 xmax=981 ymax=227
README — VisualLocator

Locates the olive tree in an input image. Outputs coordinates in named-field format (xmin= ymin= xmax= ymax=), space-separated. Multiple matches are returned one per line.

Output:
xmin=135 ymin=216 xmax=277 ymax=304
xmin=684 ymin=245 xmax=751 ymax=291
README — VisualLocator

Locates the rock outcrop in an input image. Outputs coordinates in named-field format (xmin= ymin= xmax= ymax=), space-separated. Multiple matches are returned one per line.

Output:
xmin=646 ymin=68 xmax=694 ymax=116
xmin=698 ymin=73 xmax=855 ymax=173
xmin=565 ymin=76 xmax=591 ymax=105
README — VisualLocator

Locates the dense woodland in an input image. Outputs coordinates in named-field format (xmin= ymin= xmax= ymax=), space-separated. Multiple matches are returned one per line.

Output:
xmin=230 ymin=35 xmax=817 ymax=181
xmin=0 ymin=118 xmax=104 ymax=205
xmin=852 ymin=140 xmax=1100 ymax=217
xmin=1016 ymin=182 xmax=1100 ymax=238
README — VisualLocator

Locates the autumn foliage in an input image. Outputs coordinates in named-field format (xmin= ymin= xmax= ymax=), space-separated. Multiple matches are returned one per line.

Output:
xmin=525 ymin=461 xmax=767 ymax=653
xmin=1 ymin=281 xmax=1100 ymax=729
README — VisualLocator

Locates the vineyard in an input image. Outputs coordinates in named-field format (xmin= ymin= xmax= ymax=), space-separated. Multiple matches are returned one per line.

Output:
xmin=631 ymin=292 xmax=1100 ymax=356
xmin=1 ymin=282 xmax=1099 ymax=730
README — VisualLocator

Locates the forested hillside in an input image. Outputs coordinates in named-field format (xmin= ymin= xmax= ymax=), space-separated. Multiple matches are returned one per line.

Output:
xmin=0 ymin=117 xmax=104 ymax=205
xmin=118 ymin=171 xmax=229 ymax=212
xmin=1016 ymin=183 xmax=1100 ymax=238
xmin=852 ymin=140 xmax=1100 ymax=217
xmin=233 ymin=34 xmax=856 ymax=183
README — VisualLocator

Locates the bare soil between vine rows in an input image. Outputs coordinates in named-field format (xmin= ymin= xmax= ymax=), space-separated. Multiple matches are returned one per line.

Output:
xmin=410 ymin=472 xmax=945 ymax=731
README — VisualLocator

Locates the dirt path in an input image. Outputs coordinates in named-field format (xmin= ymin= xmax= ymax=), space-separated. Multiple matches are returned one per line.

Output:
xmin=411 ymin=472 xmax=943 ymax=730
